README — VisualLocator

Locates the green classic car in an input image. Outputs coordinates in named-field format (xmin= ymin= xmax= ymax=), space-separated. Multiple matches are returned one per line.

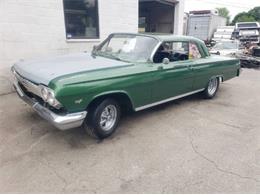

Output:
xmin=12 ymin=33 xmax=240 ymax=139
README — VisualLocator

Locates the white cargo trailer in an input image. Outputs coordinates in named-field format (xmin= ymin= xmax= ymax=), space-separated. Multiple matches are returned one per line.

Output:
xmin=187 ymin=10 xmax=227 ymax=43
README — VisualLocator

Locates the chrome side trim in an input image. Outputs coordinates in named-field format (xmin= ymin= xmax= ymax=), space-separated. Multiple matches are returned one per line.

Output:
xmin=135 ymin=89 xmax=205 ymax=111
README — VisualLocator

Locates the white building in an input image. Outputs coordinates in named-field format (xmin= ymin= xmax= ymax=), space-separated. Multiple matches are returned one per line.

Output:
xmin=0 ymin=0 xmax=184 ymax=79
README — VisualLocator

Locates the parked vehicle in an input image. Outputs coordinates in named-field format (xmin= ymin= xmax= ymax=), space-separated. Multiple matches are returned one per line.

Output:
xmin=187 ymin=10 xmax=227 ymax=44
xmin=235 ymin=22 xmax=260 ymax=44
xmin=12 ymin=33 xmax=241 ymax=139
xmin=212 ymin=26 xmax=235 ymax=42
xmin=210 ymin=40 xmax=239 ymax=56
xmin=235 ymin=22 xmax=260 ymax=29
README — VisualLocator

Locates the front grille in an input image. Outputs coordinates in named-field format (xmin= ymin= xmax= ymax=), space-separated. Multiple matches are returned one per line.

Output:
xmin=18 ymin=81 xmax=67 ymax=114
xmin=14 ymin=71 xmax=67 ymax=115
xmin=13 ymin=71 xmax=42 ymax=97
xmin=18 ymin=81 xmax=44 ymax=105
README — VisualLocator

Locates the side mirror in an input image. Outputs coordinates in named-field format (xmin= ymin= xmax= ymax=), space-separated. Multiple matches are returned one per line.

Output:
xmin=162 ymin=58 xmax=170 ymax=64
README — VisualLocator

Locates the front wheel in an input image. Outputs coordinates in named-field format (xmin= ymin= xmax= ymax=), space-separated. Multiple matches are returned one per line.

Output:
xmin=203 ymin=77 xmax=220 ymax=99
xmin=84 ymin=98 xmax=121 ymax=139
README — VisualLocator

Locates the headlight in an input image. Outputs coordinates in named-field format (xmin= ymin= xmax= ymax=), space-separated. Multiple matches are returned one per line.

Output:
xmin=41 ymin=87 xmax=49 ymax=101
xmin=47 ymin=91 xmax=56 ymax=105
xmin=39 ymin=85 xmax=62 ymax=109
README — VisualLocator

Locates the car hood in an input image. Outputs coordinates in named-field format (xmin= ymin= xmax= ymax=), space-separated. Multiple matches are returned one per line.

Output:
xmin=13 ymin=53 xmax=132 ymax=85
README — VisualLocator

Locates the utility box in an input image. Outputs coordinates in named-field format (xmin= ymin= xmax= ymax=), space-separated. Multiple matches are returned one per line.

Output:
xmin=187 ymin=10 xmax=227 ymax=43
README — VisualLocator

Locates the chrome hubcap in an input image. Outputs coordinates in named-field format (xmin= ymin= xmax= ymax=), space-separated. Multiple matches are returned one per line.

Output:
xmin=208 ymin=78 xmax=218 ymax=96
xmin=100 ymin=105 xmax=117 ymax=131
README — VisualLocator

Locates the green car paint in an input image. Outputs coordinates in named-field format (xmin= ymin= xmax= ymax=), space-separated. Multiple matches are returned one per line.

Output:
xmin=47 ymin=33 xmax=240 ymax=114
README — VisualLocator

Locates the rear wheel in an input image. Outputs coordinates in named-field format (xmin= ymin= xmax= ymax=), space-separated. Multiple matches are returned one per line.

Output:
xmin=84 ymin=98 xmax=121 ymax=139
xmin=203 ymin=77 xmax=220 ymax=99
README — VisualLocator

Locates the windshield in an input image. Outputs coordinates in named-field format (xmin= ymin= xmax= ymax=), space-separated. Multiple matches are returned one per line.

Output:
xmin=237 ymin=23 xmax=258 ymax=28
xmin=95 ymin=34 xmax=159 ymax=62
xmin=213 ymin=41 xmax=238 ymax=50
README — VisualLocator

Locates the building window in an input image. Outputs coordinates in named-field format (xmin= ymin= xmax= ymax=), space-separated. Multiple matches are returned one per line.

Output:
xmin=63 ymin=0 xmax=99 ymax=39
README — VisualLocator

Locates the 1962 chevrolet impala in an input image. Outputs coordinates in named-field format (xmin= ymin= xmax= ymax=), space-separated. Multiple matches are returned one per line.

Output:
xmin=12 ymin=33 xmax=240 ymax=139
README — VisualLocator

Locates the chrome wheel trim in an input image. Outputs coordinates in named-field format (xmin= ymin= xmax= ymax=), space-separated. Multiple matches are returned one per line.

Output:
xmin=208 ymin=78 xmax=218 ymax=96
xmin=100 ymin=105 xmax=117 ymax=131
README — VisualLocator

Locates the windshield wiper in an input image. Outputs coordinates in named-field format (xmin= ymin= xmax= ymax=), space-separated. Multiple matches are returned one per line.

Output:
xmin=93 ymin=52 xmax=129 ymax=62
xmin=103 ymin=53 xmax=123 ymax=61
xmin=111 ymin=55 xmax=122 ymax=61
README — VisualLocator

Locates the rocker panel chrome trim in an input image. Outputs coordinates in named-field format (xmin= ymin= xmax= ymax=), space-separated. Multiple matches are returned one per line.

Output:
xmin=135 ymin=88 xmax=205 ymax=111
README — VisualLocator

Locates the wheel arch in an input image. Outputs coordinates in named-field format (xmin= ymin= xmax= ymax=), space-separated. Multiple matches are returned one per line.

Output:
xmin=210 ymin=75 xmax=224 ymax=82
xmin=204 ymin=75 xmax=222 ymax=90
xmin=87 ymin=91 xmax=135 ymax=113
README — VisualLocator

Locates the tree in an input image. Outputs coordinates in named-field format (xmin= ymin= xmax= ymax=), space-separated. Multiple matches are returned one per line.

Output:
xmin=216 ymin=7 xmax=230 ymax=25
xmin=248 ymin=6 xmax=260 ymax=21
xmin=232 ymin=12 xmax=256 ymax=25
xmin=232 ymin=6 xmax=260 ymax=25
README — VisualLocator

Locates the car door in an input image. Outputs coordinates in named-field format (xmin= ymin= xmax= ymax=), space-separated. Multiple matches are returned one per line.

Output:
xmin=151 ymin=41 xmax=194 ymax=102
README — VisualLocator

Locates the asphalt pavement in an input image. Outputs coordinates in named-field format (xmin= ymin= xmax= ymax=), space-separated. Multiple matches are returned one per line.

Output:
xmin=0 ymin=69 xmax=260 ymax=193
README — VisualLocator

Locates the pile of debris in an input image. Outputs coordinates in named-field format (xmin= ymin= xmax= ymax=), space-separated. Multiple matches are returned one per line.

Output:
xmin=236 ymin=45 xmax=260 ymax=69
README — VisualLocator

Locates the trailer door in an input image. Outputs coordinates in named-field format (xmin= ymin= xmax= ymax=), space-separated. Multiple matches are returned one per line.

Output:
xmin=188 ymin=16 xmax=210 ymax=41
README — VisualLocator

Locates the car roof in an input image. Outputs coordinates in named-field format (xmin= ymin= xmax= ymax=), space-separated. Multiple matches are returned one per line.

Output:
xmin=111 ymin=32 xmax=204 ymax=43
xmin=109 ymin=33 xmax=210 ymax=57
xmin=147 ymin=33 xmax=203 ymax=43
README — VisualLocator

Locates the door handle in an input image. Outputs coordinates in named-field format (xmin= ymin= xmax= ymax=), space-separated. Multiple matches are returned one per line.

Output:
xmin=188 ymin=65 xmax=194 ymax=70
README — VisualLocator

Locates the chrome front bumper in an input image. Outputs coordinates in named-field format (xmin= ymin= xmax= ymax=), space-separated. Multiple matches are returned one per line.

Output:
xmin=13 ymin=81 xmax=87 ymax=130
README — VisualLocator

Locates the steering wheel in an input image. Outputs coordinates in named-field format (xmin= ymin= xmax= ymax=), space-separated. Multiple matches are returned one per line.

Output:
xmin=170 ymin=53 xmax=180 ymax=61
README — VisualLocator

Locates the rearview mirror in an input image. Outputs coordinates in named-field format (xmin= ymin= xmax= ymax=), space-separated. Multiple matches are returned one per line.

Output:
xmin=162 ymin=58 xmax=170 ymax=64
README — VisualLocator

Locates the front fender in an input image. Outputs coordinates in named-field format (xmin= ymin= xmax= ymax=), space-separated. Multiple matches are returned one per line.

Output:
xmin=51 ymin=80 xmax=136 ymax=113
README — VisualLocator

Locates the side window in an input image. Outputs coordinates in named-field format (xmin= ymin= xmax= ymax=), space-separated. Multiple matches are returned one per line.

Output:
xmin=189 ymin=43 xmax=202 ymax=59
xmin=153 ymin=41 xmax=189 ymax=63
